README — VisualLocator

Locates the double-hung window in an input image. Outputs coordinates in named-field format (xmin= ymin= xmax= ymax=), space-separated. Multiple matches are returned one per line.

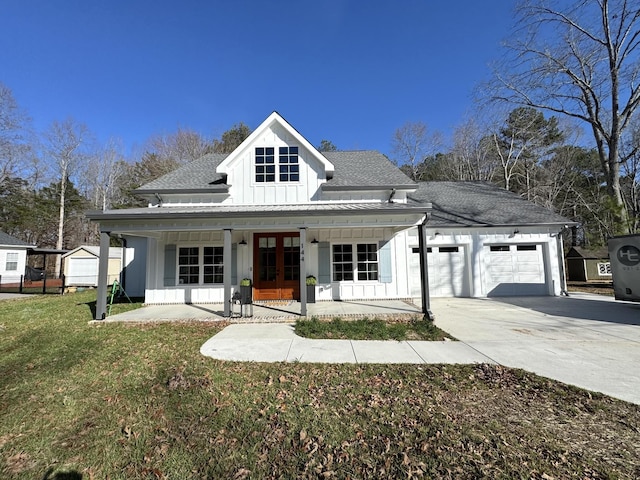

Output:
xmin=333 ymin=243 xmax=379 ymax=281
xmin=178 ymin=247 xmax=223 ymax=285
xmin=5 ymin=252 xmax=18 ymax=271
xmin=357 ymin=244 xmax=378 ymax=280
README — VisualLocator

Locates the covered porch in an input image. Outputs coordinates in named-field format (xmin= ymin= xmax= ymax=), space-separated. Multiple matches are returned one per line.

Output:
xmin=100 ymin=298 xmax=422 ymax=323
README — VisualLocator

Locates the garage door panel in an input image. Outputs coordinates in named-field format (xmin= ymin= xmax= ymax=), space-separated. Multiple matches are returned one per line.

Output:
xmin=412 ymin=246 xmax=469 ymax=298
xmin=67 ymin=258 xmax=98 ymax=286
xmin=485 ymin=244 xmax=546 ymax=296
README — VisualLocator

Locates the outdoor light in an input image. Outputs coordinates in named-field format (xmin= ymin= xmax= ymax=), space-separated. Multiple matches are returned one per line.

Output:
xmin=311 ymin=238 xmax=319 ymax=245
xmin=239 ymin=238 xmax=247 ymax=246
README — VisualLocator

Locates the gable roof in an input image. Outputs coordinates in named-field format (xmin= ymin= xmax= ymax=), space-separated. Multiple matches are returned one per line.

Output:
xmin=410 ymin=181 xmax=575 ymax=227
xmin=216 ymin=111 xmax=334 ymax=177
xmin=321 ymin=151 xmax=416 ymax=191
xmin=0 ymin=231 xmax=34 ymax=248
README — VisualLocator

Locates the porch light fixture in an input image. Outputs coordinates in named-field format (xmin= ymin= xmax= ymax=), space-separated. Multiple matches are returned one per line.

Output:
xmin=311 ymin=238 xmax=319 ymax=245
xmin=239 ymin=238 xmax=247 ymax=246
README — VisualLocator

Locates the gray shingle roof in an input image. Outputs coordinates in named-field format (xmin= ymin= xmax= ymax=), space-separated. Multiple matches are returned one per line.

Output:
xmin=135 ymin=153 xmax=229 ymax=193
xmin=0 ymin=231 xmax=33 ymax=247
xmin=409 ymin=181 xmax=574 ymax=227
xmin=136 ymin=150 xmax=415 ymax=193
xmin=322 ymin=151 xmax=416 ymax=189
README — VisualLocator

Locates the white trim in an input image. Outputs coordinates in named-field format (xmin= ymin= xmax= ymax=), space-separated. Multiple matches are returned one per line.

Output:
xmin=216 ymin=112 xmax=334 ymax=177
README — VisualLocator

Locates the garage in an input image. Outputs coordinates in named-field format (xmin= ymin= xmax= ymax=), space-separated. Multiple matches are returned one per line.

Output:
xmin=484 ymin=244 xmax=547 ymax=296
xmin=410 ymin=245 xmax=469 ymax=298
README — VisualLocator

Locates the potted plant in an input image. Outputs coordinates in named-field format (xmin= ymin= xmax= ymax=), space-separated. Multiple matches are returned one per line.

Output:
xmin=306 ymin=275 xmax=317 ymax=303
xmin=240 ymin=278 xmax=252 ymax=304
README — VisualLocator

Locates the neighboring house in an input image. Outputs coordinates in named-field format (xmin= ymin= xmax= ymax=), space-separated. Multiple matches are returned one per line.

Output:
xmin=566 ymin=246 xmax=611 ymax=282
xmin=62 ymin=246 xmax=123 ymax=287
xmin=88 ymin=112 xmax=574 ymax=320
xmin=0 ymin=231 xmax=36 ymax=284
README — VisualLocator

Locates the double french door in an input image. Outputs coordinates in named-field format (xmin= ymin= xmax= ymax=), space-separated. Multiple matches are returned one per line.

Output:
xmin=252 ymin=233 xmax=300 ymax=300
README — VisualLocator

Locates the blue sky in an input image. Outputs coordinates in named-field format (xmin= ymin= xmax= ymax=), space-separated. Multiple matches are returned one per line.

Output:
xmin=2 ymin=1 xmax=515 ymax=159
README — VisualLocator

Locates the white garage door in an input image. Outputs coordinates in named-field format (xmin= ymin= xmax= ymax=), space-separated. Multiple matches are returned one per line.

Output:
xmin=410 ymin=246 xmax=469 ymax=298
xmin=484 ymin=244 xmax=547 ymax=296
xmin=67 ymin=257 xmax=98 ymax=286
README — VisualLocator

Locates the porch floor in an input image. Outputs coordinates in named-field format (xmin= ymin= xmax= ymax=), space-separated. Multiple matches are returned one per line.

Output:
xmin=101 ymin=299 xmax=422 ymax=323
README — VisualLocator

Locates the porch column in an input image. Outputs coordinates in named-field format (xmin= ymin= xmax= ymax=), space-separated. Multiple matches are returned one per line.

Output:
xmin=299 ymin=227 xmax=307 ymax=317
xmin=418 ymin=220 xmax=435 ymax=321
xmin=95 ymin=231 xmax=110 ymax=320
xmin=223 ymin=229 xmax=232 ymax=317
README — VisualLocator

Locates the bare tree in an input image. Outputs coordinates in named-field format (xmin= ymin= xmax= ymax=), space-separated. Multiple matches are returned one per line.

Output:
xmin=145 ymin=128 xmax=213 ymax=165
xmin=42 ymin=118 xmax=92 ymax=274
xmin=391 ymin=121 xmax=442 ymax=181
xmin=0 ymin=82 xmax=31 ymax=184
xmin=86 ymin=138 xmax=127 ymax=211
xmin=492 ymin=0 xmax=640 ymax=231
xmin=447 ymin=117 xmax=498 ymax=181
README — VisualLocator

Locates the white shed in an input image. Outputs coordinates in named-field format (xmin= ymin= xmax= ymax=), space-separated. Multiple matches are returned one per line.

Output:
xmin=62 ymin=246 xmax=123 ymax=287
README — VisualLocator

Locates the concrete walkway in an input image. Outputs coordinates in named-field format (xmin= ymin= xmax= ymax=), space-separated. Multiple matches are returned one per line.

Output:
xmin=200 ymin=323 xmax=492 ymax=364
xmin=200 ymin=293 xmax=640 ymax=405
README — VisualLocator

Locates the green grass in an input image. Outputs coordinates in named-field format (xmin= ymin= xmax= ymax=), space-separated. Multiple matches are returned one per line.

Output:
xmin=1 ymin=292 xmax=639 ymax=479
xmin=295 ymin=316 xmax=454 ymax=341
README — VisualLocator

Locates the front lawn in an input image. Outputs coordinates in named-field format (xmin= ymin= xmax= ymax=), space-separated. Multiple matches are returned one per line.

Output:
xmin=295 ymin=316 xmax=454 ymax=341
xmin=1 ymin=292 xmax=639 ymax=479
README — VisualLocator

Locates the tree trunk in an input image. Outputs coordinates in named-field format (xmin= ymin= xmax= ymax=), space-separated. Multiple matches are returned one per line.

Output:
xmin=55 ymin=176 xmax=66 ymax=276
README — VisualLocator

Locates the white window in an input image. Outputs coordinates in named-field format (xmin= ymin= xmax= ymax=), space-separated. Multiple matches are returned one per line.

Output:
xmin=178 ymin=247 xmax=223 ymax=285
xmin=5 ymin=253 xmax=18 ymax=271
xmin=333 ymin=243 xmax=378 ymax=281
xmin=597 ymin=262 xmax=612 ymax=276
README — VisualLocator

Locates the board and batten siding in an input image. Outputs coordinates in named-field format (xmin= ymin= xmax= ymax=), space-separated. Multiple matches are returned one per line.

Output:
xmin=223 ymin=123 xmax=327 ymax=205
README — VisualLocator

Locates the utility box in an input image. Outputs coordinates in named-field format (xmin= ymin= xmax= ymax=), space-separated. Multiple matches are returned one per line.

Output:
xmin=607 ymin=234 xmax=640 ymax=303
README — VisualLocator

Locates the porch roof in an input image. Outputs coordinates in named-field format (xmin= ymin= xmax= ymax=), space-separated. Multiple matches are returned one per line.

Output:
xmin=87 ymin=201 xmax=431 ymax=221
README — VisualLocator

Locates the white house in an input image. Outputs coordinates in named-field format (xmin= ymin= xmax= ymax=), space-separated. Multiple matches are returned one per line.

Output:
xmin=0 ymin=231 xmax=36 ymax=285
xmin=88 ymin=112 xmax=573 ymax=320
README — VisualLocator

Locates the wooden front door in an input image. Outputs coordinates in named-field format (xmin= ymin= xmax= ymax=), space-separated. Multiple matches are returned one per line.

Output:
xmin=253 ymin=233 xmax=300 ymax=301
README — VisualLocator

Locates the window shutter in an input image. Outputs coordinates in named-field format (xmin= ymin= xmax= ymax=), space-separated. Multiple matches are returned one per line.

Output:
xmin=318 ymin=242 xmax=331 ymax=283
xmin=231 ymin=243 xmax=238 ymax=285
xmin=378 ymin=240 xmax=392 ymax=283
xmin=164 ymin=244 xmax=176 ymax=286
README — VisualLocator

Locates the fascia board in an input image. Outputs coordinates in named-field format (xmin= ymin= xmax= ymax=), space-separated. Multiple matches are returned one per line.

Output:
xmin=216 ymin=111 xmax=334 ymax=176
xmin=87 ymin=206 xmax=430 ymax=222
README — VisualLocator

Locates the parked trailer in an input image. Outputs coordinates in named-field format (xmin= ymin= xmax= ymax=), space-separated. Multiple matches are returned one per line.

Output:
xmin=607 ymin=234 xmax=640 ymax=303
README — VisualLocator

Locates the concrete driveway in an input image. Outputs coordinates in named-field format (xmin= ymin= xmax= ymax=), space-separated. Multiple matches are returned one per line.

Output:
xmin=432 ymin=293 xmax=640 ymax=405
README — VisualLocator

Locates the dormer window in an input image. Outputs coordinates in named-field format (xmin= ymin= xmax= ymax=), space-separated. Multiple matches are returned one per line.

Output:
xmin=255 ymin=146 xmax=299 ymax=183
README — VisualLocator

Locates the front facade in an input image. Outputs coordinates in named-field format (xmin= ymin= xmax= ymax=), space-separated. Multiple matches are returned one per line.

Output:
xmin=0 ymin=231 xmax=35 ymax=285
xmin=89 ymin=112 xmax=572 ymax=320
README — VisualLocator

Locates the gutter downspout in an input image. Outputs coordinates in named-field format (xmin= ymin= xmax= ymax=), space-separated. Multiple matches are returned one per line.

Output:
xmin=556 ymin=226 xmax=570 ymax=296
xmin=418 ymin=213 xmax=435 ymax=321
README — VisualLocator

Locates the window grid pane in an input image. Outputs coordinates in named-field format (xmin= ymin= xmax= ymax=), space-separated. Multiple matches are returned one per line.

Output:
xmin=256 ymin=147 xmax=275 ymax=182
xmin=333 ymin=244 xmax=354 ymax=281
xmin=356 ymin=244 xmax=378 ymax=281
xmin=279 ymin=146 xmax=299 ymax=182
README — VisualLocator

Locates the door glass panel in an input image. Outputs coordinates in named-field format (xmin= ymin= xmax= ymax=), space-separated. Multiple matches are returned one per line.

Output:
xmin=259 ymin=237 xmax=277 ymax=282
xmin=283 ymin=236 xmax=300 ymax=281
